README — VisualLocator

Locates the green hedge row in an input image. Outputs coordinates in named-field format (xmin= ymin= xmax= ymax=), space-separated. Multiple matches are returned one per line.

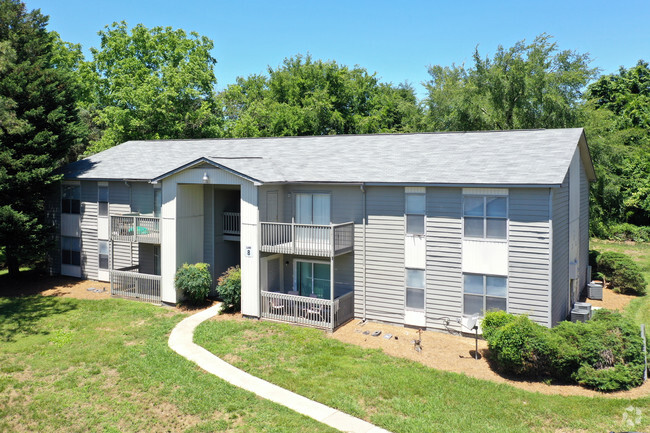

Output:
xmin=591 ymin=250 xmax=647 ymax=295
xmin=482 ymin=310 xmax=645 ymax=392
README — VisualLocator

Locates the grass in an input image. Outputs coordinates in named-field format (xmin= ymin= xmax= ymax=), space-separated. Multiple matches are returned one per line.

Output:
xmin=591 ymin=238 xmax=650 ymax=326
xmin=195 ymin=319 xmax=650 ymax=433
xmin=0 ymin=295 xmax=336 ymax=432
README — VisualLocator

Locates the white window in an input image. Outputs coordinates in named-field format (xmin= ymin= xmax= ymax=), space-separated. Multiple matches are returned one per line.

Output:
xmin=295 ymin=193 xmax=330 ymax=225
xmin=98 ymin=186 xmax=109 ymax=217
xmin=62 ymin=236 xmax=81 ymax=266
xmin=463 ymin=196 xmax=507 ymax=239
xmin=405 ymin=268 xmax=425 ymax=310
xmin=405 ymin=193 xmax=425 ymax=235
xmin=463 ymin=274 xmax=507 ymax=316
xmin=98 ymin=240 xmax=109 ymax=269
xmin=296 ymin=260 xmax=330 ymax=299
xmin=62 ymin=185 xmax=80 ymax=214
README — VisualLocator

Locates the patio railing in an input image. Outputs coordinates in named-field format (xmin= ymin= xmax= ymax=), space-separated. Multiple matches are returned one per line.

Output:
xmin=111 ymin=215 xmax=160 ymax=244
xmin=223 ymin=211 xmax=240 ymax=235
xmin=110 ymin=266 xmax=161 ymax=304
xmin=260 ymin=290 xmax=355 ymax=330
xmin=260 ymin=221 xmax=354 ymax=257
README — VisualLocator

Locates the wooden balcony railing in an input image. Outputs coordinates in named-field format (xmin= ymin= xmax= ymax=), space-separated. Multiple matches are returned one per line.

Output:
xmin=260 ymin=222 xmax=354 ymax=257
xmin=111 ymin=215 xmax=160 ymax=244
xmin=260 ymin=291 xmax=354 ymax=330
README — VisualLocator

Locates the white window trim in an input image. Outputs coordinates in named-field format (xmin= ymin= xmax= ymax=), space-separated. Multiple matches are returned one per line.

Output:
xmin=292 ymin=191 xmax=332 ymax=225
xmin=462 ymin=273 xmax=508 ymax=317
xmin=405 ymin=192 xmax=426 ymax=237
xmin=405 ymin=267 xmax=426 ymax=312
xmin=462 ymin=194 xmax=509 ymax=242
xmin=292 ymin=258 xmax=331 ymax=297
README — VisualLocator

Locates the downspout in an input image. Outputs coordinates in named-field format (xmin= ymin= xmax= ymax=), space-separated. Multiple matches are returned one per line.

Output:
xmin=361 ymin=183 xmax=367 ymax=321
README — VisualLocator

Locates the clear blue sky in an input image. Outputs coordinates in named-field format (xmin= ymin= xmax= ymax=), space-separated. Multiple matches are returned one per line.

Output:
xmin=26 ymin=0 xmax=650 ymax=99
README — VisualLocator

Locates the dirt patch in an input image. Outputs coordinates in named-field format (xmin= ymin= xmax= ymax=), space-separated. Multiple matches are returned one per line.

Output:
xmin=584 ymin=285 xmax=637 ymax=311
xmin=0 ymin=272 xmax=110 ymax=300
xmin=331 ymin=320 xmax=650 ymax=398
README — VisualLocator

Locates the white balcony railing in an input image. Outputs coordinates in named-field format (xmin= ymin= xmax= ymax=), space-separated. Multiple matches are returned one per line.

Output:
xmin=260 ymin=291 xmax=354 ymax=330
xmin=110 ymin=268 xmax=161 ymax=304
xmin=111 ymin=215 xmax=160 ymax=244
xmin=260 ymin=222 xmax=354 ymax=257
xmin=223 ymin=212 xmax=240 ymax=236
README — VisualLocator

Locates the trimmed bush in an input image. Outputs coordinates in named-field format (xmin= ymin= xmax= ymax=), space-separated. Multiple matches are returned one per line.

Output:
xmin=596 ymin=251 xmax=647 ymax=295
xmin=217 ymin=265 xmax=241 ymax=311
xmin=174 ymin=263 xmax=212 ymax=305
xmin=484 ymin=310 xmax=645 ymax=391
xmin=482 ymin=311 xmax=515 ymax=341
xmin=487 ymin=315 xmax=555 ymax=377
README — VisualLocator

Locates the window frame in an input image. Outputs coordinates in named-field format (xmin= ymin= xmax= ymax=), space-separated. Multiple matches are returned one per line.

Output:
xmin=98 ymin=185 xmax=109 ymax=217
xmin=293 ymin=259 xmax=331 ymax=299
xmin=98 ymin=240 xmax=109 ymax=269
xmin=294 ymin=192 xmax=331 ymax=225
xmin=462 ymin=273 xmax=508 ymax=316
xmin=61 ymin=236 xmax=81 ymax=266
xmin=463 ymin=195 xmax=508 ymax=240
xmin=405 ymin=192 xmax=426 ymax=236
xmin=62 ymin=184 xmax=81 ymax=215
xmin=405 ymin=268 xmax=426 ymax=311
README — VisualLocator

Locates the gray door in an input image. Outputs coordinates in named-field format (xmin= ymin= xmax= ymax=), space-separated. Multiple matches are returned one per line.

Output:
xmin=267 ymin=258 xmax=280 ymax=292
xmin=267 ymin=191 xmax=278 ymax=222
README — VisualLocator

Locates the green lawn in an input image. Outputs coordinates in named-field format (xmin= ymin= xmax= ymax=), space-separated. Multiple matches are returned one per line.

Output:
xmin=0 ymin=295 xmax=335 ymax=432
xmin=591 ymin=238 xmax=650 ymax=326
xmin=195 ymin=319 xmax=650 ymax=433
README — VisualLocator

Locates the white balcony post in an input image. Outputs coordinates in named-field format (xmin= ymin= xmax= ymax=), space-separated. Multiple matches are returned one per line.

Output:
xmin=330 ymin=256 xmax=334 ymax=330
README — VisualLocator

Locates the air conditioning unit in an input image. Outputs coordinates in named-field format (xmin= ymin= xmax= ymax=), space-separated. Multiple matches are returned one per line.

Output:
xmin=588 ymin=282 xmax=603 ymax=300
xmin=571 ymin=302 xmax=592 ymax=323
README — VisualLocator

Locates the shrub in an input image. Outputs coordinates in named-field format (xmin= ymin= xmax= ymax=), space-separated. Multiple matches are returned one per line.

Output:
xmin=174 ymin=263 xmax=212 ymax=305
xmin=574 ymin=364 xmax=644 ymax=392
xmin=481 ymin=311 xmax=515 ymax=341
xmin=487 ymin=315 xmax=555 ymax=377
xmin=217 ymin=265 xmax=241 ymax=311
xmin=607 ymin=223 xmax=650 ymax=243
xmin=596 ymin=251 xmax=647 ymax=295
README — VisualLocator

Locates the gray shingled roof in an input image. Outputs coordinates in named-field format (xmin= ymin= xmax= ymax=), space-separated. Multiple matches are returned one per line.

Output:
xmin=63 ymin=128 xmax=591 ymax=186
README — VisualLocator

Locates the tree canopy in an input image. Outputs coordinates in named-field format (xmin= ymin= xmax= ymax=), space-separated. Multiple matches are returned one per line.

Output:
xmin=424 ymin=34 xmax=597 ymax=131
xmin=219 ymin=54 xmax=423 ymax=137
xmin=84 ymin=22 xmax=222 ymax=153
xmin=0 ymin=0 xmax=83 ymax=275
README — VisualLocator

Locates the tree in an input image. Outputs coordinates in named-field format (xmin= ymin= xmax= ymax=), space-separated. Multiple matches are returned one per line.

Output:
xmin=219 ymin=54 xmax=423 ymax=137
xmin=424 ymin=34 xmax=597 ymax=131
xmin=583 ymin=61 xmax=650 ymax=230
xmin=0 ymin=0 xmax=83 ymax=275
xmin=85 ymin=22 xmax=221 ymax=154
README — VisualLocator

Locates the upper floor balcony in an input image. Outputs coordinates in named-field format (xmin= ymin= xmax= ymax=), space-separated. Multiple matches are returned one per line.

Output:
xmin=111 ymin=214 xmax=160 ymax=244
xmin=260 ymin=221 xmax=354 ymax=257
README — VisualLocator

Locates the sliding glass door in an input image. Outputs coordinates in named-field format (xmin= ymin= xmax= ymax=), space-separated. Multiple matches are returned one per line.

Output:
xmin=296 ymin=261 xmax=331 ymax=299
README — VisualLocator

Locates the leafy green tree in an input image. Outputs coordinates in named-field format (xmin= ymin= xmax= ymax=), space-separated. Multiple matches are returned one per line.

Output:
xmin=424 ymin=34 xmax=597 ymax=131
xmin=85 ymin=22 xmax=221 ymax=154
xmin=583 ymin=60 xmax=650 ymax=230
xmin=0 ymin=0 xmax=83 ymax=275
xmin=219 ymin=54 xmax=423 ymax=137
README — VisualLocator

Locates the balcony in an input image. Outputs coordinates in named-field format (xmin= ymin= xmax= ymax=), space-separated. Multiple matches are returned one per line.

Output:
xmin=111 ymin=215 xmax=160 ymax=244
xmin=260 ymin=291 xmax=354 ymax=330
xmin=110 ymin=266 xmax=161 ymax=304
xmin=260 ymin=222 xmax=354 ymax=257
xmin=223 ymin=211 xmax=240 ymax=240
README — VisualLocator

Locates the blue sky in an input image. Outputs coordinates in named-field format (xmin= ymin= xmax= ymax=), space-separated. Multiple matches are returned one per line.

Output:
xmin=26 ymin=0 xmax=650 ymax=99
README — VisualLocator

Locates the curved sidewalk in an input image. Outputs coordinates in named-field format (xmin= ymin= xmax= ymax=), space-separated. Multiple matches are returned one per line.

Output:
xmin=168 ymin=304 xmax=392 ymax=433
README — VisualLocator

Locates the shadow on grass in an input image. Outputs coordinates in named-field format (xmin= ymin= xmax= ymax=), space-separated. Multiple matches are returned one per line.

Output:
xmin=0 ymin=295 xmax=77 ymax=343
xmin=0 ymin=270 xmax=84 ymax=297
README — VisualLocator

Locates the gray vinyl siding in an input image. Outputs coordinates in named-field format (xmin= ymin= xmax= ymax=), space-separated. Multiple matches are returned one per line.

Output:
xmin=131 ymin=182 xmax=154 ymax=215
xmin=579 ymin=156 xmax=590 ymax=293
xmin=109 ymin=181 xmax=131 ymax=215
xmin=508 ymin=188 xmax=551 ymax=325
xmin=108 ymin=181 xmax=138 ymax=270
xmin=354 ymin=186 xmax=404 ymax=323
xmin=278 ymin=185 xmax=363 ymax=224
xmin=426 ymin=187 xmax=463 ymax=331
xmin=46 ymin=182 xmax=61 ymax=275
xmin=112 ymin=242 xmax=137 ymax=271
xmin=552 ymin=173 xmax=570 ymax=325
xmin=80 ymin=181 xmax=98 ymax=279
xmin=203 ymin=186 xmax=214 ymax=285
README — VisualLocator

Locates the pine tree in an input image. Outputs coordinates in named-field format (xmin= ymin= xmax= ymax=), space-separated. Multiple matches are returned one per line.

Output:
xmin=0 ymin=0 xmax=83 ymax=276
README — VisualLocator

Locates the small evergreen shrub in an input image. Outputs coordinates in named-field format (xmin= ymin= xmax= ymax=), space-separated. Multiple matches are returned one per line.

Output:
xmin=484 ymin=309 xmax=645 ymax=391
xmin=596 ymin=251 xmax=647 ymax=295
xmin=487 ymin=315 xmax=554 ymax=377
xmin=217 ymin=265 xmax=241 ymax=311
xmin=174 ymin=263 xmax=212 ymax=305
xmin=608 ymin=223 xmax=650 ymax=243
xmin=482 ymin=311 xmax=515 ymax=341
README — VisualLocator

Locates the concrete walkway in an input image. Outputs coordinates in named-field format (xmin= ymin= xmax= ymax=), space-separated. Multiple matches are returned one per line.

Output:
xmin=168 ymin=304 xmax=392 ymax=433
